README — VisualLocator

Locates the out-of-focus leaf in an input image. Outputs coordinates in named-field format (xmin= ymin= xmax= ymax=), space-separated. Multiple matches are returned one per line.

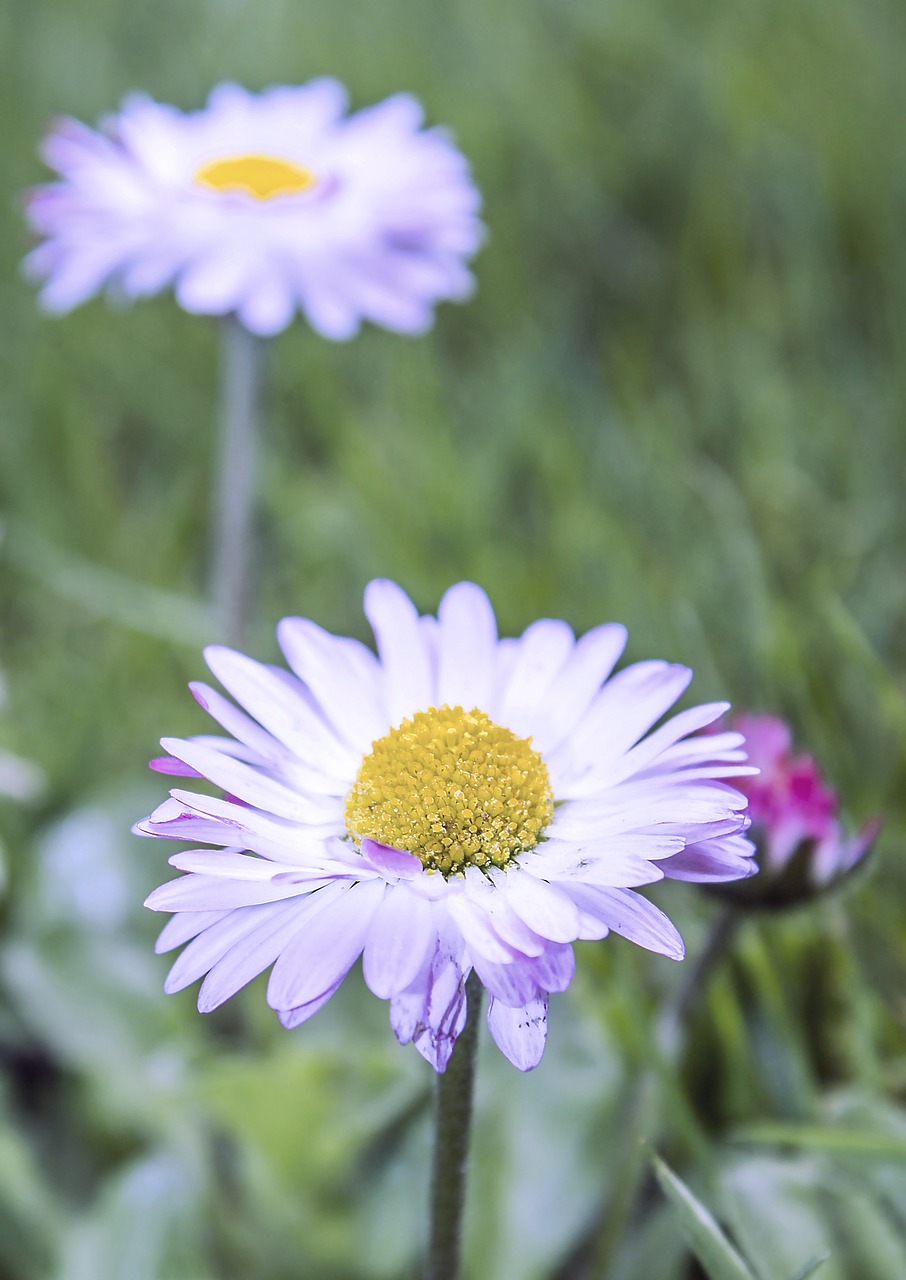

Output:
xmin=57 ymin=1147 xmax=209 ymax=1280
xmin=723 ymin=1147 xmax=906 ymax=1280
xmin=0 ymin=1085 xmax=62 ymax=1280
xmin=733 ymin=1122 xmax=906 ymax=1159
xmin=651 ymin=1153 xmax=756 ymax=1280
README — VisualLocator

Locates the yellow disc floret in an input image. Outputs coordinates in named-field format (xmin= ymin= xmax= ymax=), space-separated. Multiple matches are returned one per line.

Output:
xmin=344 ymin=705 xmax=554 ymax=876
xmin=194 ymin=154 xmax=317 ymax=200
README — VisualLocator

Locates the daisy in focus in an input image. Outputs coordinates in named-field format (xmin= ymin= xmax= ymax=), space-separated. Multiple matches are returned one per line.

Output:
xmin=140 ymin=582 xmax=757 ymax=1071
xmin=24 ymin=81 xmax=483 ymax=337
xmin=718 ymin=711 xmax=879 ymax=909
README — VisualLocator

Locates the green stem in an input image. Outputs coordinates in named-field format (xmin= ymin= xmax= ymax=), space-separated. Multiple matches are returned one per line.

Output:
xmin=425 ymin=972 xmax=483 ymax=1280
xmin=210 ymin=315 xmax=267 ymax=647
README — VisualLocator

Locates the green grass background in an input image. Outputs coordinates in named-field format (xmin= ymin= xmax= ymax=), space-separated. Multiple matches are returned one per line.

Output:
xmin=1 ymin=0 xmax=905 ymax=1277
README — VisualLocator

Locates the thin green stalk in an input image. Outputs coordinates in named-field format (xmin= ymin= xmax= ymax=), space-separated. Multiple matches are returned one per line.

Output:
xmin=425 ymin=972 xmax=483 ymax=1280
xmin=209 ymin=316 xmax=267 ymax=647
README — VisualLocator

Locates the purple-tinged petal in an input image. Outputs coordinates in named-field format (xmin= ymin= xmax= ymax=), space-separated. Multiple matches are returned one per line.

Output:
xmin=196 ymin=895 xmax=336 ymax=1012
xmin=159 ymin=736 xmax=341 ymax=824
xmin=154 ymin=790 xmax=341 ymax=860
xmin=660 ymin=835 xmax=758 ymax=883
xmin=145 ymin=872 xmax=318 ymax=913
xmin=416 ymin=929 xmax=469 ymax=1069
xmin=567 ymin=885 xmax=685 ymax=960
xmin=446 ymin=895 xmax=521 ymax=965
xmin=363 ymin=884 xmax=436 ymax=999
xmin=470 ymin=952 xmax=539 ymax=1007
xmin=278 ymin=983 xmax=343 ymax=1029
xmin=490 ymin=868 xmax=580 ymax=943
xmin=149 ymin=755 xmax=204 ymax=777
xmin=267 ymin=878 xmax=385 ymax=1010
xmin=527 ymin=942 xmax=575 ymax=994
xmin=390 ymin=983 xmax=427 ymax=1046
xmin=164 ymin=898 xmax=301 ymax=995
xmin=155 ymin=909 xmax=229 ymax=954
xmin=360 ymin=838 xmax=422 ymax=880
xmin=487 ymin=994 xmax=548 ymax=1071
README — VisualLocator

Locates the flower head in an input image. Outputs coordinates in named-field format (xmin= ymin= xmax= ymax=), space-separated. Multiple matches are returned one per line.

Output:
xmin=139 ymin=582 xmax=756 ymax=1071
xmin=716 ymin=712 xmax=879 ymax=909
xmin=25 ymin=81 xmax=483 ymax=337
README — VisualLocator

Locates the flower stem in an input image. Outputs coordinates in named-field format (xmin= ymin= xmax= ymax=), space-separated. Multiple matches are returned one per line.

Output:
xmin=426 ymin=972 xmax=483 ymax=1280
xmin=210 ymin=316 xmax=267 ymax=647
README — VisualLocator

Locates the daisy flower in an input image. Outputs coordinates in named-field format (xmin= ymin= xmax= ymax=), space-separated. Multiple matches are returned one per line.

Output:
xmin=717 ymin=711 xmax=879 ymax=908
xmin=24 ymin=81 xmax=483 ymax=337
xmin=140 ymin=582 xmax=756 ymax=1072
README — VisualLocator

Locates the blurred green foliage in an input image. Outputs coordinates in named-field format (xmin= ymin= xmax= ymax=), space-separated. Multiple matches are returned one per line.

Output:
xmin=1 ymin=0 xmax=905 ymax=1276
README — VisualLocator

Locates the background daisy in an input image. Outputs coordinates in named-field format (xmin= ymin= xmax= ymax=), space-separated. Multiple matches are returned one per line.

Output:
xmin=25 ymin=80 xmax=483 ymax=338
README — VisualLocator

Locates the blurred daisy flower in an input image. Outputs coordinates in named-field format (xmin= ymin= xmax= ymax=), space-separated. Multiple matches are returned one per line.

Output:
xmin=140 ymin=582 xmax=756 ymax=1071
xmin=24 ymin=81 xmax=483 ymax=337
xmin=716 ymin=712 xmax=879 ymax=909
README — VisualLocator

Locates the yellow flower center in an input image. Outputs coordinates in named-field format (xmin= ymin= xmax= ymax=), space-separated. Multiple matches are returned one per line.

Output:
xmin=345 ymin=706 xmax=554 ymax=876
xmin=194 ymin=153 xmax=317 ymax=201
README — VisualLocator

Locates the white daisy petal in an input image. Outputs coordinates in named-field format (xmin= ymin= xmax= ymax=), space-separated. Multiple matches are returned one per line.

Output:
xmin=436 ymin=582 xmax=497 ymax=709
xmin=565 ymin=701 xmax=731 ymax=795
xmin=140 ymin=580 xmax=755 ymax=1071
xmin=203 ymin=645 xmax=360 ymax=775
xmin=490 ymin=868 xmax=580 ymax=944
xmin=487 ymin=995 xmax=548 ymax=1072
xmin=155 ymin=909 xmax=230 ymax=954
xmin=197 ymin=897 xmax=331 ymax=1012
xmin=446 ymin=895 xmax=521 ymax=965
xmin=160 ymin=736 xmax=341 ymax=824
xmin=568 ymin=661 xmax=693 ymax=767
xmin=364 ymin=579 xmax=433 ymax=724
xmin=277 ymin=616 xmax=386 ymax=750
xmin=470 ymin=953 xmax=538 ymax=1007
xmin=567 ymin=886 xmax=685 ymax=960
xmin=493 ymin=618 xmax=575 ymax=734
xmin=145 ymin=872 xmax=315 ymax=913
xmin=277 ymin=984 xmax=343 ymax=1030
xmin=266 ymin=878 xmax=385 ymax=1010
xmin=363 ymin=884 xmax=436 ymax=999
xmin=460 ymin=868 xmax=547 ymax=957
xmin=530 ymin=622 xmax=628 ymax=754
xmin=165 ymin=898 xmax=301 ymax=995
